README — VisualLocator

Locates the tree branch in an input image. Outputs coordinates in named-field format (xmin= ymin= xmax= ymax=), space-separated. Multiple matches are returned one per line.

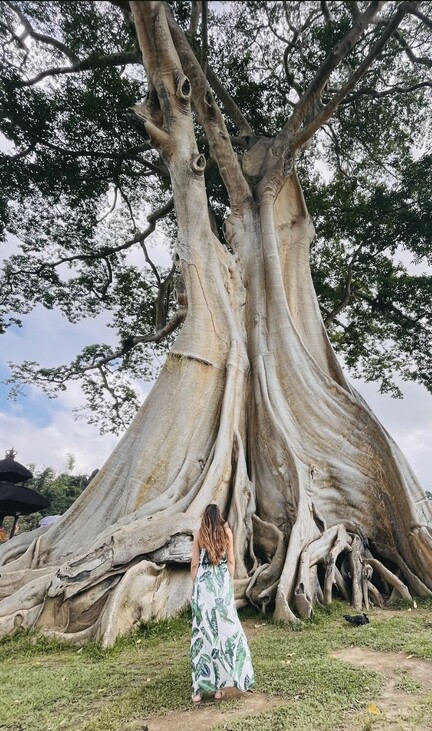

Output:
xmin=280 ymin=0 xmax=386 ymax=142
xmin=344 ymin=2 xmax=361 ymax=21
xmin=77 ymin=308 xmax=188 ymax=374
xmin=289 ymin=2 xmax=415 ymax=151
xmin=15 ymin=51 xmax=141 ymax=87
xmin=324 ymin=244 xmax=363 ymax=326
xmin=5 ymin=1 xmax=79 ymax=63
xmin=410 ymin=6 xmax=432 ymax=29
xmin=205 ymin=66 xmax=254 ymax=136
xmin=32 ymin=197 xmax=174 ymax=273
xmin=320 ymin=1 xmax=333 ymax=25
xmin=164 ymin=4 xmax=252 ymax=209
xmin=394 ymin=29 xmax=432 ymax=68
xmin=188 ymin=1 xmax=201 ymax=38
xmin=201 ymin=0 xmax=208 ymax=74
xmin=352 ymin=287 xmax=432 ymax=333
xmin=283 ymin=45 xmax=303 ymax=97
xmin=344 ymin=80 xmax=432 ymax=102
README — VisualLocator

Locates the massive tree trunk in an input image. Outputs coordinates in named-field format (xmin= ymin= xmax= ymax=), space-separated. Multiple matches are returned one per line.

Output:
xmin=1 ymin=1 xmax=431 ymax=646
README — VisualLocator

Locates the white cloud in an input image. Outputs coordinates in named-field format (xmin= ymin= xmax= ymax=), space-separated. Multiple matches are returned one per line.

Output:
xmin=0 ymin=401 xmax=119 ymax=474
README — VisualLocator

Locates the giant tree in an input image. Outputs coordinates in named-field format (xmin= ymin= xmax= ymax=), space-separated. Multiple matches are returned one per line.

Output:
xmin=0 ymin=0 xmax=432 ymax=645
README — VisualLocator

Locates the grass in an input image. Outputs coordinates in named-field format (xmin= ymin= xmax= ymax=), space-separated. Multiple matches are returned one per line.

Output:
xmin=0 ymin=601 xmax=432 ymax=731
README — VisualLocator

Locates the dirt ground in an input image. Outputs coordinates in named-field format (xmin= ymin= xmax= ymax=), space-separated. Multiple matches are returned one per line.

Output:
xmin=141 ymin=615 xmax=432 ymax=731
xmin=333 ymin=646 xmax=432 ymax=730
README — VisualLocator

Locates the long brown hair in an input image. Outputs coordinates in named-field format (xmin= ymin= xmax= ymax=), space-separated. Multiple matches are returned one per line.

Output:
xmin=199 ymin=504 xmax=228 ymax=564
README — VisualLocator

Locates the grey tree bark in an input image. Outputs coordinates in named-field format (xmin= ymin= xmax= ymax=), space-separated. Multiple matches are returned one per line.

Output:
xmin=0 ymin=1 xmax=431 ymax=645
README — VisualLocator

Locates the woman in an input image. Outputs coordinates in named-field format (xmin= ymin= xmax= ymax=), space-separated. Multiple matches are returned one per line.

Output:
xmin=190 ymin=503 xmax=255 ymax=704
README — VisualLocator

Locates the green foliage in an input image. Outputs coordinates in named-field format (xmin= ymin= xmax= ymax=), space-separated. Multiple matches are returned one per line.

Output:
xmin=1 ymin=1 xmax=431 ymax=429
xmin=2 ymin=458 xmax=95 ymax=532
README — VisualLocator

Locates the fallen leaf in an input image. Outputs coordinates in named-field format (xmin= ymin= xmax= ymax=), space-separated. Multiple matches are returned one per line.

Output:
xmin=367 ymin=703 xmax=381 ymax=715
xmin=413 ymin=600 xmax=418 ymax=609
xmin=406 ymin=654 xmax=413 ymax=659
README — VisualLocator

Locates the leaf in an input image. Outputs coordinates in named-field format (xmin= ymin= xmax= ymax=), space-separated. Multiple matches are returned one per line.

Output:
xmin=190 ymin=637 xmax=204 ymax=661
xmin=191 ymin=598 xmax=202 ymax=624
xmin=367 ymin=703 xmax=381 ymax=715
xmin=213 ymin=660 xmax=220 ymax=689
xmin=215 ymin=596 xmax=234 ymax=624
xmin=206 ymin=608 xmax=219 ymax=641
xmin=235 ymin=637 xmax=246 ymax=678
xmin=195 ymin=655 xmax=211 ymax=678
xmin=224 ymin=634 xmax=237 ymax=665
xmin=198 ymin=680 xmax=215 ymax=693
xmin=200 ymin=569 xmax=216 ymax=594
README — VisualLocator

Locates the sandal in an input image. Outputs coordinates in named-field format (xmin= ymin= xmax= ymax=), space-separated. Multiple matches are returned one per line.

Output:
xmin=214 ymin=690 xmax=224 ymax=701
xmin=192 ymin=693 xmax=202 ymax=704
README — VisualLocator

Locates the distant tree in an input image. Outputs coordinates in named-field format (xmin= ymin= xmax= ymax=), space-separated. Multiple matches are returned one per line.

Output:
xmin=2 ymin=461 xmax=96 ymax=533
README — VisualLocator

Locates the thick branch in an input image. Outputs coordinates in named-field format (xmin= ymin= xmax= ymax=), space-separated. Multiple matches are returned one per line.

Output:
xmin=289 ymin=2 xmax=415 ymax=151
xmin=281 ymin=1 xmax=386 ymax=141
xmin=188 ymin=1 xmax=201 ymax=38
xmin=23 ymin=138 xmax=167 ymax=176
xmin=410 ymin=6 xmax=432 ymax=29
xmin=320 ymin=1 xmax=333 ymax=25
xmin=164 ymin=5 xmax=252 ymax=211
xmin=201 ymin=0 xmax=208 ymax=74
xmin=205 ymin=67 xmax=254 ymax=136
xmin=343 ymin=80 xmax=432 ymax=102
xmin=394 ymin=29 xmax=432 ymax=68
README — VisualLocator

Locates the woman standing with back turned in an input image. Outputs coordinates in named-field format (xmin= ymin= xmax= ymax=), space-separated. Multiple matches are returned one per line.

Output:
xmin=190 ymin=503 xmax=255 ymax=704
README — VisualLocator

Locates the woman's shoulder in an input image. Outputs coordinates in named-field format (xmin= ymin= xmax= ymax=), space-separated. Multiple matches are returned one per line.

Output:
xmin=223 ymin=522 xmax=233 ymax=536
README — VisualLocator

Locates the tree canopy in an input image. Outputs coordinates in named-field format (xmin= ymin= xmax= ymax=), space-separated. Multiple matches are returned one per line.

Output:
xmin=1 ymin=0 xmax=431 ymax=433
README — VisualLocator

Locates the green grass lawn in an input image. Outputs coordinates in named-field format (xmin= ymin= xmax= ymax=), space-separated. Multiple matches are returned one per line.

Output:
xmin=0 ymin=601 xmax=432 ymax=731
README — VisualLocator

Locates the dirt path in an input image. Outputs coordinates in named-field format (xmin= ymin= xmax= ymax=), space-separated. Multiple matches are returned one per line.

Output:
xmin=142 ymin=688 xmax=283 ymax=731
xmin=332 ymin=647 xmax=432 ymax=730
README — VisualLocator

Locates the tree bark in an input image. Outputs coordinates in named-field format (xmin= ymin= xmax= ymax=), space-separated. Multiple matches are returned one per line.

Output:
xmin=0 ymin=1 xmax=431 ymax=646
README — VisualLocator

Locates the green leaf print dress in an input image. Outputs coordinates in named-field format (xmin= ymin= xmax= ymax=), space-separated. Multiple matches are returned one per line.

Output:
xmin=190 ymin=549 xmax=255 ymax=695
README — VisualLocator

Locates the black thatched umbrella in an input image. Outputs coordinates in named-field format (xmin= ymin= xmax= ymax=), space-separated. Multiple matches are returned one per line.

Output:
xmin=0 ymin=448 xmax=33 ymax=483
xmin=0 ymin=449 xmax=49 ymax=539
xmin=0 ymin=482 xmax=49 ymax=538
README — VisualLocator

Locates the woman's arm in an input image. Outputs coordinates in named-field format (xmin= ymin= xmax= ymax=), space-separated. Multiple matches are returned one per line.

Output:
xmin=225 ymin=525 xmax=235 ymax=579
xmin=190 ymin=530 xmax=200 ymax=580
